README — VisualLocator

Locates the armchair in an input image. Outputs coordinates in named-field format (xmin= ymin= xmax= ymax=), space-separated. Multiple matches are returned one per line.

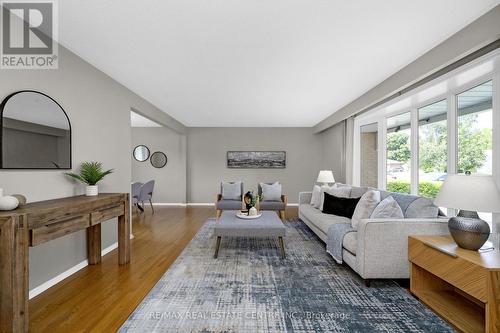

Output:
xmin=257 ymin=183 xmax=288 ymax=221
xmin=215 ymin=182 xmax=244 ymax=218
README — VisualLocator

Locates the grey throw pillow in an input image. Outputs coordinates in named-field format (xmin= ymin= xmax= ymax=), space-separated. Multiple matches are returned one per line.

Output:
xmin=310 ymin=185 xmax=322 ymax=208
xmin=370 ymin=196 xmax=404 ymax=219
xmin=260 ymin=182 xmax=282 ymax=201
xmin=405 ymin=197 xmax=439 ymax=218
xmin=351 ymin=190 xmax=381 ymax=229
xmin=221 ymin=181 xmax=242 ymax=200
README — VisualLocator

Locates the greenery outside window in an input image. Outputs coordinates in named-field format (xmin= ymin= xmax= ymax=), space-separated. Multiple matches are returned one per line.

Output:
xmin=386 ymin=112 xmax=411 ymax=194
xmin=418 ymin=100 xmax=447 ymax=198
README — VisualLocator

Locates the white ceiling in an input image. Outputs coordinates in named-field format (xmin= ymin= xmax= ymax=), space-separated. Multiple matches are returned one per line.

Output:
xmin=59 ymin=1 xmax=499 ymax=127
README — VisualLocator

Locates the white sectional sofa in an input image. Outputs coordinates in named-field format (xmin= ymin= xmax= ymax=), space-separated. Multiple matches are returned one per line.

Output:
xmin=298 ymin=186 xmax=449 ymax=282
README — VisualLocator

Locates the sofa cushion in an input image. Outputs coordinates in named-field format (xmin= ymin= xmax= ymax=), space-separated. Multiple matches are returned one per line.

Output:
xmin=379 ymin=191 xmax=439 ymax=218
xmin=310 ymin=185 xmax=322 ymax=208
xmin=405 ymin=198 xmax=439 ymax=218
xmin=322 ymin=192 xmax=361 ymax=219
xmin=342 ymin=232 xmax=357 ymax=255
xmin=259 ymin=200 xmax=286 ymax=211
xmin=216 ymin=199 xmax=242 ymax=210
xmin=320 ymin=186 xmax=350 ymax=211
xmin=299 ymin=204 xmax=351 ymax=234
xmin=351 ymin=190 xmax=381 ymax=229
xmin=370 ymin=196 xmax=404 ymax=219
xmin=260 ymin=182 xmax=282 ymax=201
xmin=221 ymin=181 xmax=242 ymax=200
xmin=350 ymin=186 xmax=369 ymax=199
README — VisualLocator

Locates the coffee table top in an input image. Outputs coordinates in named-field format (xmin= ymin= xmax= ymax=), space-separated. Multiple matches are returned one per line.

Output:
xmin=214 ymin=211 xmax=286 ymax=237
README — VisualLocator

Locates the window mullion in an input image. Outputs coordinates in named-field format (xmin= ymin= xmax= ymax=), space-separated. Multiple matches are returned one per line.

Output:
xmin=446 ymin=94 xmax=457 ymax=217
xmin=411 ymin=108 xmax=419 ymax=195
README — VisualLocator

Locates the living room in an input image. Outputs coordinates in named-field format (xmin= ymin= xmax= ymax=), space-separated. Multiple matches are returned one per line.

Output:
xmin=1 ymin=1 xmax=500 ymax=333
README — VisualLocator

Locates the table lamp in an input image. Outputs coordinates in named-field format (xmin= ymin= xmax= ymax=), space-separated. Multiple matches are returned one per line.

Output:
xmin=434 ymin=174 xmax=500 ymax=251
xmin=317 ymin=170 xmax=335 ymax=185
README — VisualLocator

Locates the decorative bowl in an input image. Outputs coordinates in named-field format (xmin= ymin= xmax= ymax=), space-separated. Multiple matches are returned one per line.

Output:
xmin=236 ymin=213 xmax=262 ymax=220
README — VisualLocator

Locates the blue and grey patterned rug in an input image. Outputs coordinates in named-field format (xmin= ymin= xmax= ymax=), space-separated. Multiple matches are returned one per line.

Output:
xmin=120 ymin=218 xmax=454 ymax=333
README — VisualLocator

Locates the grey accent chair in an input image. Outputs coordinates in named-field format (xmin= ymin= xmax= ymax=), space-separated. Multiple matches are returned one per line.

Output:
xmin=138 ymin=180 xmax=155 ymax=214
xmin=131 ymin=182 xmax=143 ymax=211
xmin=215 ymin=182 xmax=244 ymax=218
xmin=257 ymin=183 xmax=288 ymax=221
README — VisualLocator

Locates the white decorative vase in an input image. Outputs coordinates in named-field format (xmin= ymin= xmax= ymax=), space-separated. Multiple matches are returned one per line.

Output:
xmin=86 ymin=185 xmax=99 ymax=196
xmin=0 ymin=188 xmax=19 ymax=211
xmin=249 ymin=206 xmax=258 ymax=216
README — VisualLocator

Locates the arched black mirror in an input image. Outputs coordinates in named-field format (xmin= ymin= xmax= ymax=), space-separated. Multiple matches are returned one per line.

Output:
xmin=133 ymin=145 xmax=150 ymax=162
xmin=150 ymin=151 xmax=167 ymax=168
xmin=0 ymin=91 xmax=71 ymax=169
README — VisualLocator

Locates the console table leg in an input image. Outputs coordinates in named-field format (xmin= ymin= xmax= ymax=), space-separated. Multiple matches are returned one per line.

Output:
xmin=118 ymin=197 xmax=130 ymax=265
xmin=0 ymin=215 xmax=28 ymax=333
xmin=87 ymin=224 xmax=102 ymax=265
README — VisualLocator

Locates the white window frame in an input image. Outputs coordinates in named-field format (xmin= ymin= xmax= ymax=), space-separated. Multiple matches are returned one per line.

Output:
xmin=353 ymin=49 xmax=500 ymax=246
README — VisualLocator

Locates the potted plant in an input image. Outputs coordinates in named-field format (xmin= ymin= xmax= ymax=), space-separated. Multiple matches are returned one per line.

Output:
xmin=65 ymin=162 xmax=114 ymax=196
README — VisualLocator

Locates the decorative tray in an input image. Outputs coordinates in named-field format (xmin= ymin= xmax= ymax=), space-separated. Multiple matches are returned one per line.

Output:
xmin=236 ymin=212 xmax=262 ymax=219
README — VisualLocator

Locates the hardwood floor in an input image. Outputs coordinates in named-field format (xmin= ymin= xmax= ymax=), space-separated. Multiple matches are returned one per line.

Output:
xmin=29 ymin=206 xmax=298 ymax=332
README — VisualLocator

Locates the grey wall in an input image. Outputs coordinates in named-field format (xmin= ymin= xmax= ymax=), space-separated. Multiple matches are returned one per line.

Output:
xmin=187 ymin=128 xmax=323 ymax=203
xmin=320 ymin=121 xmax=346 ymax=183
xmin=0 ymin=45 xmax=173 ymax=290
xmin=132 ymin=127 xmax=187 ymax=203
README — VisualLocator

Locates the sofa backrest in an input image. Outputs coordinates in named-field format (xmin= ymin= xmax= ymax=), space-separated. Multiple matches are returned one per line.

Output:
xmin=336 ymin=183 xmax=439 ymax=219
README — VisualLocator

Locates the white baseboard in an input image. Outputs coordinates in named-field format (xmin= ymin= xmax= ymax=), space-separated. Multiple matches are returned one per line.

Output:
xmin=152 ymin=203 xmax=187 ymax=206
xmin=152 ymin=203 xmax=298 ymax=207
xmin=29 ymin=241 xmax=118 ymax=299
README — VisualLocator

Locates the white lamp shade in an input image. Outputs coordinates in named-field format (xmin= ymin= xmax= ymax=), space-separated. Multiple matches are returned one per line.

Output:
xmin=317 ymin=170 xmax=335 ymax=184
xmin=434 ymin=174 xmax=500 ymax=213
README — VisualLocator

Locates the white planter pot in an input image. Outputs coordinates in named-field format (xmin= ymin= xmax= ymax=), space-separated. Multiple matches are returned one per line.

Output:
xmin=86 ymin=185 xmax=99 ymax=196
xmin=249 ymin=206 xmax=258 ymax=216
xmin=0 ymin=188 xmax=19 ymax=211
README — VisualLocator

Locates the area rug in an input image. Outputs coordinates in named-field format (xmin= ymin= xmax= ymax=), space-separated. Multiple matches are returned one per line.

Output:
xmin=120 ymin=218 xmax=454 ymax=333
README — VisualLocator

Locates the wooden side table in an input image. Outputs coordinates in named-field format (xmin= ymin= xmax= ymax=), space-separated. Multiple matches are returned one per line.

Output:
xmin=408 ymin=235 xmax=500 ymax=333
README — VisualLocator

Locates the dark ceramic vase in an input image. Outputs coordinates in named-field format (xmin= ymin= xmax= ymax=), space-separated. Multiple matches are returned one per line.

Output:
xmin=448 ymin=210 xmax=490 ymax=251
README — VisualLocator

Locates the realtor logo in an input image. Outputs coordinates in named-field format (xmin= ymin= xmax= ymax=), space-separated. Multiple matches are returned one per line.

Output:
xmin=1 ymin=0 xmax=58 ymax=69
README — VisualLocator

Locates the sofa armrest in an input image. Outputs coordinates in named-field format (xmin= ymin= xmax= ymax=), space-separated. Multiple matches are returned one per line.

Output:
xmin=299 ymin=192 xmax=312 ymax=205
xmin=355 ymin=218 xmax=449 ymax=279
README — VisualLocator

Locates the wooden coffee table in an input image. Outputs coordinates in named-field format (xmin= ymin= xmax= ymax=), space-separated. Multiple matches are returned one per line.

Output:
xmin=214 ymin=211 xmax=286 ymax=259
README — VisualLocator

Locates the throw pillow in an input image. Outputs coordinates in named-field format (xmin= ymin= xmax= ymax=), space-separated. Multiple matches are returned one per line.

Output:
xmin=320 ymin=186 xmax=350 ymax=211
xmin=310 ymin=185 xmax=322 ymax=208
xmin=260 ymin=182 xmax=282 ymax=201
xmin=221 ymin=181 xmax=242 ymax=200
xmin=370 ymin=196 xmax=404 ymax=219
xmin=405 ymin=197 xmax=439 ymax=218
xmin=351 ymin=190 xmax=381 ymax=229
xmin=322 ymin=192 xmax=361 ymax=219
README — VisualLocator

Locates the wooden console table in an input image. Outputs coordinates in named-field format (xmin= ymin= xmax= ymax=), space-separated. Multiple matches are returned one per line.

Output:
xmin=409 ymin=235 xmax=500 ymax=333
xmin=0 ymin=193 xmax=130 ymax=333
